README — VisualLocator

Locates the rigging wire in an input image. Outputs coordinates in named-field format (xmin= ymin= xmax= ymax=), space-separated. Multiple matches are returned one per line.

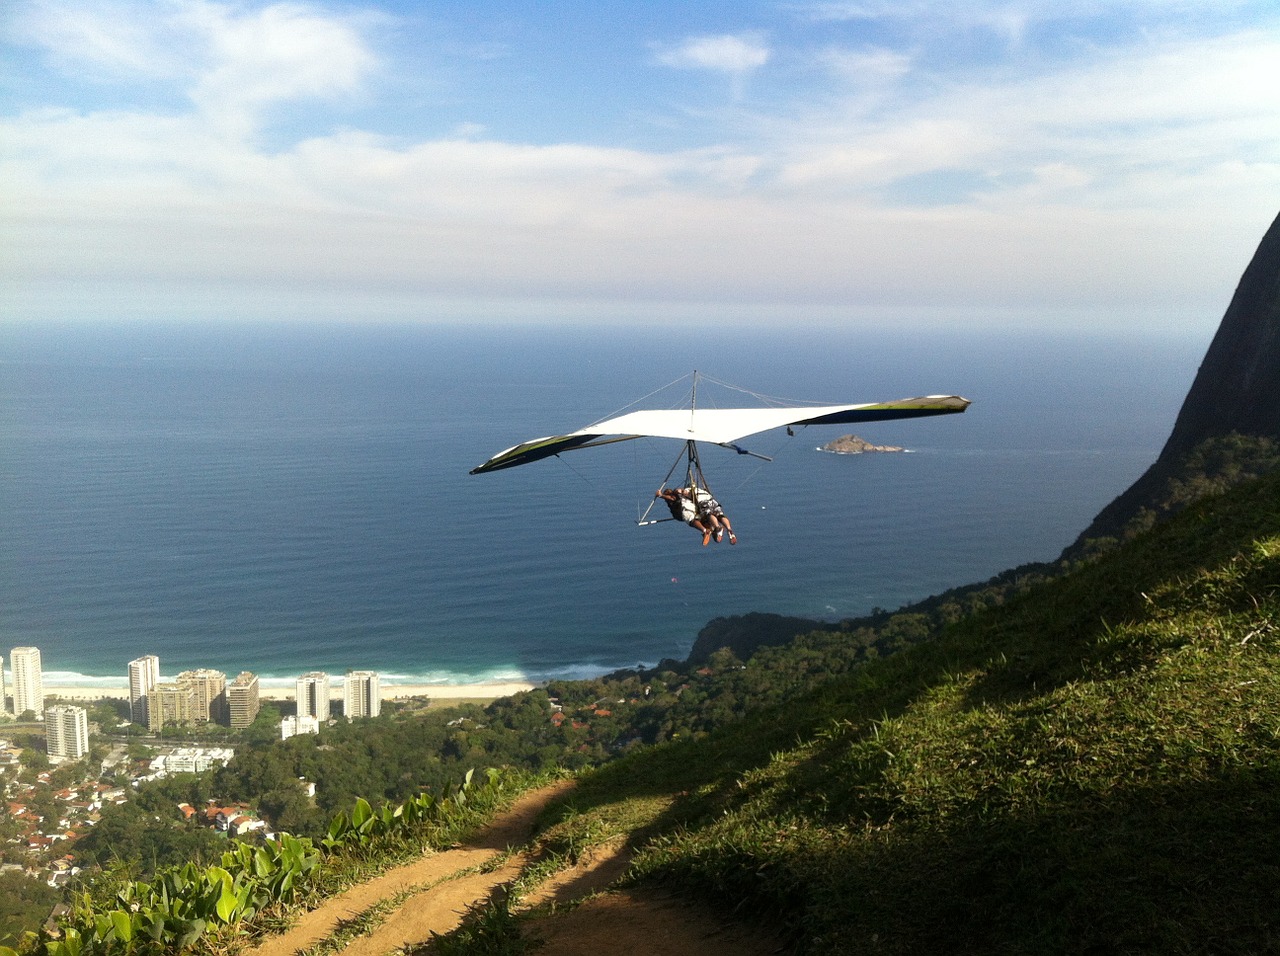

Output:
xmin=587 ymin=371 xmax=696 ymax=427
xmin=542 ymin=370 xmax=844 ymax=520
xmin=694 ymin=372 xmax=843 ymax=410
xmin=552 ymin=447 xmax=631 ymax=519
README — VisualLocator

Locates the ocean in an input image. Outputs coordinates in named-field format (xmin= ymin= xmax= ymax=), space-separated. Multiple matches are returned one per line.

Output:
xmin=0 ymin=319 xmax=1206 ymax=688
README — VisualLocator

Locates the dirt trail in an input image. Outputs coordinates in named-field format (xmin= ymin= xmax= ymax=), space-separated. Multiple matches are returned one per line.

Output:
xmin=244 ymin=779 xmax=574 ymax=956
xmin=526 ymin=888 xmax=787 ymax=956
xmin=244 ymin=777 xmax=784 ymax=956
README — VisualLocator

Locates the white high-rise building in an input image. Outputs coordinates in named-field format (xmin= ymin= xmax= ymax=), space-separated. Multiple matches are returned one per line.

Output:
xmin=10 ymin=647 xmax=44 ymax=718
xmin=46 ymin=704 xmax=89 ymax=761
xmin=343 ymin=671 xmax=380 ymax=720
xmin=128 ymin=655 xmax=160 ymax=726
xmin=0 ymin=655 xmax=6 ymax=716
xmin=296 ymin=672 xmax=331 ymax=721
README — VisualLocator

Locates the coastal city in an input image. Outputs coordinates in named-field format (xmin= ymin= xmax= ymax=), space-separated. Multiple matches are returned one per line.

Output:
xmin=2 ymin=645 xmax=385 ymax=744
xmin=0 ymin=644 xmax=385 ymax=893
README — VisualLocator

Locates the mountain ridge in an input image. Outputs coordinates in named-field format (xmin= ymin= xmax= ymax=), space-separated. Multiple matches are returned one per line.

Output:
xmin=1073 ymin=209 xmax=1280 ymax=547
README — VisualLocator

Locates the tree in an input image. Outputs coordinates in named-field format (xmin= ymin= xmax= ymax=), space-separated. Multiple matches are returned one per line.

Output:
xmin=0 ymin=871 xmax=59 ymax=948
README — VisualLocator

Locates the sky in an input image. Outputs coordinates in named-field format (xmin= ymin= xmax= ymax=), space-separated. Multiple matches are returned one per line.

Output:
xmin=2 ymin=0 xmax=1279 ymax=330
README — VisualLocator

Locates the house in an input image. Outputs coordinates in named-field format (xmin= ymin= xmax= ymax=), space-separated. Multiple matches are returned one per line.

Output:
xmin=228 ymin=816 xmax=265 ymax=838
xmin=210 ymin=804 xmax=254 ymax=831
xmin=46 ymin=857 xmax=81 ymax=887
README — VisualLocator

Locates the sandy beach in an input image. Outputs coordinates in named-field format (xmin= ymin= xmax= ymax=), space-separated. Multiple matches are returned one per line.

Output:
xmin=42 ymin=681 xmax=537 ymax=705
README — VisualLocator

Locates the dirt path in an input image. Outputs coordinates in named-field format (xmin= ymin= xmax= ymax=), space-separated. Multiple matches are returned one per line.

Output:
xmin=525 ymin=888 xmax=788 ymax=956
xmin=244 ymin=779 xmax=574 ymax=956
xmin=244 ymin=777 xmax=784 ymax=956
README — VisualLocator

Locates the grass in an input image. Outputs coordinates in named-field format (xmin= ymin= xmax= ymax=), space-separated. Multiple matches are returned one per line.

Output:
xmin=538 ymin=471 xmax=1280 ymax=954
xmin=305 ymin=472 xmax=1280 ymax=956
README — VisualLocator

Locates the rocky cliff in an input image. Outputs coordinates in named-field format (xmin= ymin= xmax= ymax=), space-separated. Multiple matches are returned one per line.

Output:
xmin=1071 ymin=210 xmax=1280 ymax=549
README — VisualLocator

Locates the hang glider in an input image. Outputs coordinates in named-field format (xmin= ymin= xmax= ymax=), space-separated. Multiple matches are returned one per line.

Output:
xmin=470 ymin=393 xmax=970 ymax=475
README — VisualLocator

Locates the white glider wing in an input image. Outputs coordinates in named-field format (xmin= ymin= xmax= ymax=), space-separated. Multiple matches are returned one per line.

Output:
xmin=470 ymin=395 xmax=969 ymax=474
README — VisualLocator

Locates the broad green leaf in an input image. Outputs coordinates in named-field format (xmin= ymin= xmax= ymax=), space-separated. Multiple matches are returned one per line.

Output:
xmin=175 ymin=918 xmax=206 ymax=949
xmin=215 ymin=883 xmax=240 ymax=923
xmin=109 ymin=910 xmax=134 ymax=943
xmin=351 ymin=797 xmax=373 ymax=830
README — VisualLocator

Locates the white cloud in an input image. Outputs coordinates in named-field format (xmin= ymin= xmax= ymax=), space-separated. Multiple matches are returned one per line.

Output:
xmin=765 ymin=30 xmax=1280 ymax=205
xmin=15 ymin=0 xmax=378 ymax=139
xmin=819 ymin=47 xmax=913 ymax=84
xmin=182 ymin=1 xmax=377 ymax=113
xmin=3 ymin=1 xmax=1279 ymax=326
xmin=15 ymin=0 xmax=195 ymax=78
xmin=656 ymin=33 xmax=771 ymax=74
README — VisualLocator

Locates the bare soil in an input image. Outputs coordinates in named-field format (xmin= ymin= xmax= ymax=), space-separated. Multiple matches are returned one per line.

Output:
xmin=243 ymin=778 xmax=784 ymax=956
xmin=525 ymin=888 xmax=789 ymax=956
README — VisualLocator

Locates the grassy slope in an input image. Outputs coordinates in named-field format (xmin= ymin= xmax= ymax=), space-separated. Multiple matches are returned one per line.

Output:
xmin=556 ymin=472 xmax=1280 ymax=954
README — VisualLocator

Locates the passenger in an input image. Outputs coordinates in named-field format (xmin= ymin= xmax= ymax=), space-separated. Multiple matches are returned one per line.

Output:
xmin=655 ymin=487 xmax=718 ymax=546
xmin=689 ymin=487 xmax=737 ymax=545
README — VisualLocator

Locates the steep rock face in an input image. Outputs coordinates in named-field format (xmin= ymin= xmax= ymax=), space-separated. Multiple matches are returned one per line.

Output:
xmin=1075 ymin=210 xmax=1280 ymax=546
xmin=1162 ymin=210 xmax=1280 ymax=456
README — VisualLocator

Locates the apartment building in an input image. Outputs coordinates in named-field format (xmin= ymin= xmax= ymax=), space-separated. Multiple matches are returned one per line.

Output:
xmin=127 ymin=655 xmax=160 ymax=726
xmin=227 ymin=672 xmax=260 ymax=729
xmin=10 ymin=647 xmax=44 ymax=718
xmin=45 ymin=704 xmax=89 ymax=761
xmin=343 ymin=671 xmax=380 ymax=720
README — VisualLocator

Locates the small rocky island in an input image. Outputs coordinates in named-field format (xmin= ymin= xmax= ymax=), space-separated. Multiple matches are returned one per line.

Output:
xmin=820 ymin=434 xmax=905 ymax=454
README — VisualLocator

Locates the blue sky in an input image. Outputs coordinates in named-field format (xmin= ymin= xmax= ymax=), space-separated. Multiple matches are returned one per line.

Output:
xmin=2 ymin=0 xmax=1279 ymax=329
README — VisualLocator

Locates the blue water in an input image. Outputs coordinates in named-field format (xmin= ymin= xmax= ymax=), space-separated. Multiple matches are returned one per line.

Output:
xmin=0 ymin=320 xmax=1206 ymax=686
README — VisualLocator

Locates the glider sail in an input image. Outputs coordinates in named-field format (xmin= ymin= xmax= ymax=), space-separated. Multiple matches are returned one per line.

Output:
xmin=470 ymin=394 xmax=970 ymax=475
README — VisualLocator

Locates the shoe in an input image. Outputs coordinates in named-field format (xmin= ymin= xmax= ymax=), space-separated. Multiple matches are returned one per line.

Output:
xmin=715 ymin=529 xmax=724 ymax=543
xmin=701 ymin=531 xmax=712 ymax=546
xmin=728 ymin=532 xmax=737 ymax=545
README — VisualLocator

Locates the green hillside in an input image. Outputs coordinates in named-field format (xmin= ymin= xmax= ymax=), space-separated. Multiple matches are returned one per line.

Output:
xmin=535 ymin=471 xmax=1280 ymax=954
xmin=28 ymin=472 xmax=1280 ymax=956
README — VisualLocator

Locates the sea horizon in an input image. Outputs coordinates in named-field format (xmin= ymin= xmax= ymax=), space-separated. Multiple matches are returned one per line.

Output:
xmin=2 ymin=319 xmax=1209 ymax=687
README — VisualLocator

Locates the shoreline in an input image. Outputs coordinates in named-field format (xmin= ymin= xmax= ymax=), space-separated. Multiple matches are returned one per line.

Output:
xmin=42 ymin=681 xmax=538 ymax=705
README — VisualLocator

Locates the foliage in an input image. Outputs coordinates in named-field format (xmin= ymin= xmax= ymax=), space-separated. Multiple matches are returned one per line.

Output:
xmin=47 ymin=833 xmax=321 ymax=956
xmin=606 ymin=470 xmax=1280 ymax=954
xmin=0 ymin=873 xmax=59 ymax=949
xmin=37 ymin=769 xmax=509 ymax=956
xmin=320 ymin=768 xmax=503 ymax=858
xmin=1070 ymin=432 xmax=1280 ymax=558
xmin=73 ymin=793 xmax=224 ymax=877
xmin=423 ymin=895 xmax=531 ymax=956
xmin=406 ymin=469 xmax=1280 ymax=954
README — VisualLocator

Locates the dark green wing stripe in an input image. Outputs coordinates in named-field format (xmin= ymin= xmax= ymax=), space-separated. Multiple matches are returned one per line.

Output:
xmin=471 ymin=433 xmax=649 ymax=473
xmin=793 ymin=397 xmax=969 ymax=427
